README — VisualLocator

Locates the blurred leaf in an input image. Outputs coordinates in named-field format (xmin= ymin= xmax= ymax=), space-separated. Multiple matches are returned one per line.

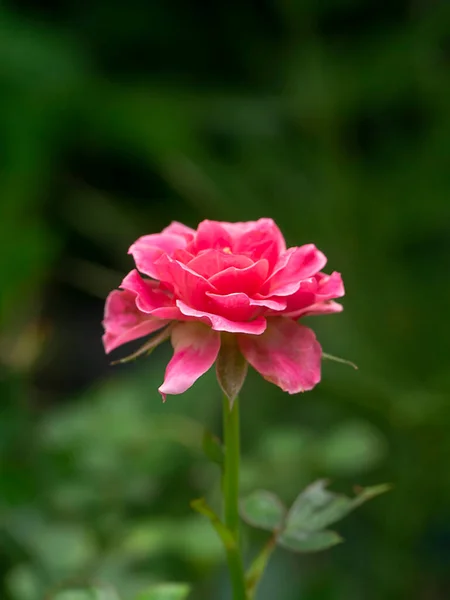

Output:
xmin=120 ymin=516 xmax=222 ymax=564
xmin=202 ymin=430 xmax=224 ymax=468
xmin=285 ymin=480 xmax=390 ymax=534
xmin=277 ymin=529 xmax=343 ymax=553
xmin=6 ymin=564 xmax=43 ymax=600
xmin=135 ymin=583 xmax=190 ymax=600
xmin=50 ymin=589 xmax=120 ymax=600
xmin=240 ymin=491 xmax=286 ymax=532
xmin=48 ymin=584 xmax=120 ymax=600
xmin=6 ymin=514 xmax=97 ymax=573
xmin=317 ymin=420 xmax=388 ymax=475
xmin=50 ymin=593 xmax=94 ymax=600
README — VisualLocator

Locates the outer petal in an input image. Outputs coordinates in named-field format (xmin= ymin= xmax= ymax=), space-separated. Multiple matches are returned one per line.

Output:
xmin=120 ymin=270 xmax=182 ymax=320
xmin=314 ymin=271 xmax=345 ymax=299
xmin=120 ymin=270 xmax=174 ymax=312
xmin=262 ymin=245 xmax=327 ymax=296
xmin=102 ymin=289 xmax=168 ymax=353
xmin=281 ymin=271 xmax=345 ymax=317
xmin=162 ymin=221 xmax=195 ymax=242
xmin=298 ymin=301 xmax=343 ymax=317
xmin=129 ymin=232 xmax=189 ymax=278
xmin=176 ymin=300 xmax=267 ymax=335
xmin=238 ymin=318 xmax=322 ymax=393
xmin=158 ymin=322 xmax=220 ymax=399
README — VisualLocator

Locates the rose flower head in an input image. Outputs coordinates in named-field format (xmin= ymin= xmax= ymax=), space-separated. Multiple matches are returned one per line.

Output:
xmin=102 ymin=219 xmax=344 ymax=400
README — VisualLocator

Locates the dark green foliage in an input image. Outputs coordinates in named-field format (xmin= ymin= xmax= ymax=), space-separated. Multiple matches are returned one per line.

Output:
xmin=0 ymin=1 xmax=449 ymax=599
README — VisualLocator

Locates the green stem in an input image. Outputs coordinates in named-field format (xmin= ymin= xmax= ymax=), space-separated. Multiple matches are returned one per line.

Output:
xmin=222 ymin=395 xmax=247 ymax=600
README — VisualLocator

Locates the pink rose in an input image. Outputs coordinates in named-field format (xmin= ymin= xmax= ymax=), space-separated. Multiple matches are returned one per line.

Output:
xmin=102 ymin=219 xmax=344 ymax=398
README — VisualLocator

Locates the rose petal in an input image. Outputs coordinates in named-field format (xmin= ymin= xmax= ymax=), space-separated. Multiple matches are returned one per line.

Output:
xmin=173 ymin=248 xmax=195 ymax=264
xmin=189 ymin=220 xmax=232 ymax=253
xmin=154 ymin=255 xmax=215 ymax=309
xmin=263 ymin=245 xmax=327 ymax=296
xmin=251 ymin=295 xmax=287 ymax=311
xmin=129 ymin=232 xmax=189 ymax=278
xmin=205 ymin=292 xmax=257 ymax=321
xmin=187 ymin=249 xmax=253 ymax=279
xmin=205 ymin=292 xmax=286 ymax=321
xmin=177 ymin=300 xmax=267 ymax=335
xmin=298 ymin=301 xmax=344 ymax=317
xmin=209 ymin=259 xmax=270 ymax=296
xmin=238 ymin=318 xmax=322 ymax=393
xmin=120 ymin=270 xmax=169 ymax=311
xmin=102 ymin=289 xmax=168 ymax=353
xmin=315 ymin=271 xmax=345 ymax=299
xmin=281 ymin=271 xmax=345 ymax=317
xmin=158 ymin=322 xmax=220 ymax=399
xmin=120 ymin=269 xmax=182 ymax=320
xmin=221 ymin=218 xmax=286 ymax=267
xmin=162 ymin=221 xmax=196 ymax=242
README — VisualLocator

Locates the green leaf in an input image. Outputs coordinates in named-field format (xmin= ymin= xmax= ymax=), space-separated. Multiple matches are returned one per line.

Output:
xmin=190 ymin=498 xmax=236 ymax=550
xmin=50 ymin=593 xmax=94 ymax=600
xmin=285 ymin=480 xmax=390 ymax=533
xmin=50 ymin=588 xmax=120 ymax=600
xmin=240 ymin=490 xmax=286 ymax=532
xmin=135 ymin=583 xmax=190 ymax=600
xmin=216 ymin=333 xmax=248 ymax=406
xmin=277 ymin=529 xmax=342 ymax=553
xmin=202 ymin=429 xmax=224 ymax=467
xmin=6 ymin=564 xmax=43 ymax=600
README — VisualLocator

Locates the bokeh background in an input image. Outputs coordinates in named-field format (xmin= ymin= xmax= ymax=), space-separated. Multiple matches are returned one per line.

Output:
xmin=1 ymin=1 xmax=450 ymax=599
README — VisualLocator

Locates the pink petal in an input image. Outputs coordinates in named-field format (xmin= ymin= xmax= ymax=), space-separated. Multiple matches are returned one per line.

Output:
xmin=154 ymin=255 xmax=215 ymax=309
xmin=158 ymin=322 xmax=220 ymax=399
xmin=187 ymin=249 xmax=253 ymax=279
xmin=205 ymin=292 xmax=286 ymax=321
xmin=238 ymin=318 xmax=322 ymax=393
xmin=147 ymin=305 xmax=185 ymax=320
xmin=120 ymin=270 xmax=182 ymax=320
xmin=129 ymin=232 xmax=189 ymax=278
xmin=102 ymin=289 xmax=168 ymax=353
xmin=209 ymin=259 xmax=270 ymax=296
xmin=315 ymin=271 xmax=345 ymax=299
xmin=162 ymin=221 xmax=196 ymax=242
xmin=263 ymin=245 xmax=327 ymax=296
xmin=298 ymin=301 xmax=343 ymax=317
xmin=205 ymin=292 xmax=255 ymax=321
xmin=177 ymin=300 xmax=267 ymax=335
xmin=120 ymin=270 xmax=170 ymax=311
xmin=173 ymin=248 xmax=195 ymax=264
xmin=188 ymin=220 xmax=232 ymax=253
xmin=281 ymin=271 xmax=345 ymax=317
xmin=276 ymin=286 xmax=317 ymax=316
xmin=222 ymin=218 xmax=286 ymax=267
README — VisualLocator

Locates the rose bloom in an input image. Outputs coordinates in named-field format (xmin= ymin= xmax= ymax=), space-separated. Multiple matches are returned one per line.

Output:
xmin=103 ymin=219 xmax=344 ymax=398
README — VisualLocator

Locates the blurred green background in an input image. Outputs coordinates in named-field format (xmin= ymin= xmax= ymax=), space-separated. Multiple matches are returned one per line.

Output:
xmin=1 ymin=0 xmax=449 ymax=598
